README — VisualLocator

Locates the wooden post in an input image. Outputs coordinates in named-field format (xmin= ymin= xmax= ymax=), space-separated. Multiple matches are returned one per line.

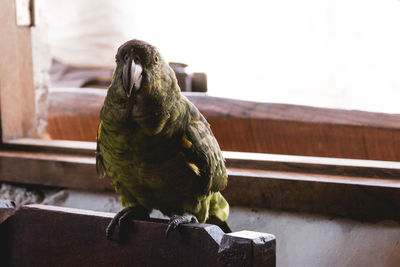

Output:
xmin=218 ymin=231 xmax=276 ymax=267
xmin=0 ymin=0 xmax=36 ymax=142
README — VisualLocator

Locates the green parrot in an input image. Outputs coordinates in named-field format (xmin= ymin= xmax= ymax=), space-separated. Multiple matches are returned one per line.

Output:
xmin=96 ymin=39 xmax=231 ymax=240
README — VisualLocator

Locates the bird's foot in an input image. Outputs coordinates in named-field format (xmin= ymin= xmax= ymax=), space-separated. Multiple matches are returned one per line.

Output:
xmin=106 ymin=206 xmax=149 ymax=242
xmin=165 ymin=214 xmax=199 ymax=239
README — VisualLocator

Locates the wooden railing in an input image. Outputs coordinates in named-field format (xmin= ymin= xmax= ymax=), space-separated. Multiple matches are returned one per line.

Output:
xmin=0 ymin=203 xmax=276 ymax=267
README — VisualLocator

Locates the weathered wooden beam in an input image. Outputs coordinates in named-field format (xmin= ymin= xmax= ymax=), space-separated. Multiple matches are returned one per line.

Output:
xmin=218 ymin=230 xmax=276 ymax=267
xmin=0 ymin=150 xmax=110 ymax=191
xmin=0 ymin=204 xmax=276 ymax=267
xmin=47 ymin=88 xmax=400 ymax=161
xmin=224 ymin=151 xmax=400 ymax=180
xmin=0 ymin=0 xmax=36 ymax=141
xmin=4 ymin=139 xmax=400 ymax=179
xmin=1 ymin=150 xmax=400 ymax=221
xmin=226 ymin=168 xmax=400 ymax=222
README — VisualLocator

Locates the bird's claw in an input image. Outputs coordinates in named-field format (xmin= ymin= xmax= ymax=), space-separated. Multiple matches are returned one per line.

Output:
xmin=165 ymin=214 xmax=199 ymax=239
xmin=106 ymin=206 xmax=149 ymax=242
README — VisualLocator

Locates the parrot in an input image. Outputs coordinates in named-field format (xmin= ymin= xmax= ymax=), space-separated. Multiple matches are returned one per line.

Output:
xmin=96 ymin=39 xmax=231 ymax=240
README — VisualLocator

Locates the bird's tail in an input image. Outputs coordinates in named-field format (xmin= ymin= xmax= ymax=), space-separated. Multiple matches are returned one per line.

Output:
xmin=207 ymin=192 xmax=232 ymax=233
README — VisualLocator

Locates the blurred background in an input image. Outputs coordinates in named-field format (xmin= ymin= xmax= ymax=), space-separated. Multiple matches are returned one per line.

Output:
xmin=38 ymin=0 xmax=400 ymax=113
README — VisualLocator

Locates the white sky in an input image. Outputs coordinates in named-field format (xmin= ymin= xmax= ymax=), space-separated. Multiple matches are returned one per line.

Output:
xmin=126 ymin=0 xmax=400 ymax=113
xmin=42 ymin=0 xmax=400 ymax=113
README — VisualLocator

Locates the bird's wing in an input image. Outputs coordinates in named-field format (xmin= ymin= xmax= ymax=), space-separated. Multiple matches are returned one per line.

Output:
xmin=96 ymin=121 xmax=106 ymax=178
xmin=182 ymin=98 xmax=227 ymax=193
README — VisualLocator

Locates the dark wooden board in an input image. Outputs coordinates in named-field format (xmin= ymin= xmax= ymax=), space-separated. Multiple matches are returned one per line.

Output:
xmin=0 ymin=204 xmax=275 ymax=267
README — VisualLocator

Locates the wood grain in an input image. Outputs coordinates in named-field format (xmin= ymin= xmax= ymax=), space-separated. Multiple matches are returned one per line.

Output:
xmin=5 ymin=139 xmax=400 ymax=179
xmin=225 ymin=168 xmax=400 ymax=221
xmin=47 ymin=88 xmax=400 ymax=161
xmin=224 ymin=151 xmax=400 ymax=180
xmin=188 ymin=93 xmax=400 ymax=161
xmin=0 ymin=204 xmax=276 ymax=267
xmin=0 ymin=150 xmax=110 ymax=191
xmin=1 ymin=150 xmax=400 ymax=222
xmin=0 ymin=0 xmax=36 ymax=141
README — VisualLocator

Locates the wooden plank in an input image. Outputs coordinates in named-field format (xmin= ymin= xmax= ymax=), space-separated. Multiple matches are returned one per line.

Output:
xmin=46 ymin=88 xmax=400 ymax=161
xmin=1 ymin=150 xmax=400 ymax=221
xmin=4 ymin=139 xmax=400 ymax=179
xmin=4 ymin=137 xmax=95 ymax=155
xmin=226 ymin=168 xmax=400 ymax=221
xmin=218 ymin=231 xmax=276 ymax=267
xmin=3 ymin=146 xmax=400 ymax=185
xmin=47 ymin=88 xmax=104 ymax=142
xmin=0 ymin=0 xmax=36 ymax=141
xmin=188 ymin=93 xmax=400 ymax=161
xmin=0 ymin=150 xmax=110 ymax=191
xmin=0 ymin=204 xmax=276 ymax=267
xmin=224 ymin=151 xmax=400 ymax=180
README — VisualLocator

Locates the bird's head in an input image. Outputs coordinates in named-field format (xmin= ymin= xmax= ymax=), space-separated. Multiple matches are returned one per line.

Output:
xmin=113 ymin=39 xmax=179 ymax=99
xmin=108 ymin=39 xmax=181 ymax=134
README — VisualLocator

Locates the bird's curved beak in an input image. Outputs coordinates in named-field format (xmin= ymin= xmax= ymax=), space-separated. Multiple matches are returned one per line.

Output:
xmin=122 ymin=57 xmax=143 ymax=97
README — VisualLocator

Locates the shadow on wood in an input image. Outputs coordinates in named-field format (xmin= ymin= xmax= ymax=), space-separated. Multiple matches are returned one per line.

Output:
xmin=0 ymin=204 xmax=276 ymax=267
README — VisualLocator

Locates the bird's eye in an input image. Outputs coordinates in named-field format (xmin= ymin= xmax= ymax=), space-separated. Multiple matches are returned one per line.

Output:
xmin=154 ymin=56 xmax=159 ymax=63
xmin=124 ymin=54 xmax=129 ymax=62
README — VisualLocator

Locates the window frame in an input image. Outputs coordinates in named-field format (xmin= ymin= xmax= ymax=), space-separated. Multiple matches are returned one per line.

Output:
xmin=1 ymin=0 xmax=400 ymax=222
